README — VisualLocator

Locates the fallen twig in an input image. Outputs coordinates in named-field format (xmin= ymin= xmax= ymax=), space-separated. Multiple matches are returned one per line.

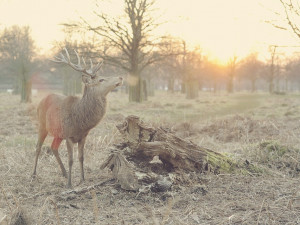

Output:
xmin=60 ymin=179 xmax=114 ymax=196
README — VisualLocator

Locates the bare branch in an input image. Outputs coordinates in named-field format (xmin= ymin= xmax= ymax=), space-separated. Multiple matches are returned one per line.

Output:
xmin=279 ymin=0 xmax=300 ymax=38
xmin=265 ymin=20 xmax=288 ymax=30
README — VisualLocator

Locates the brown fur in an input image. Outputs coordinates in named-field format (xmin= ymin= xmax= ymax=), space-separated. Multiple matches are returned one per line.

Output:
xmin=33 ymin=76 xmax=123 ymax=188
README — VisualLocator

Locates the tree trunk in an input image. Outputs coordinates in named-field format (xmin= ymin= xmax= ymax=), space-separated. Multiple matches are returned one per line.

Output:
xmin=125 ymin=82 xmax=129 ymax=94
xmin=13 ymin=77 xmax=20 ymax=95
xmin=181 ymin=80 xmax=186 ymax=94
xmin=227 ymin=75 xmax=234 ymax=93
xmin=142 ymin=79 xmax=148 ymax=101
xmin=148 ymin=79 xmax=155 ymax=97
xmin=63 ymin=75 xmax=68 ymax=95
xmin=198 ymin=80 xmax=203 ymax=92
xmin=213 ymin=79 xmax=217 ymax=94
xmin=63 ymin=76 xmax=77 ymax=96
xmin=236 ymin=77 xmax=241 ymax=92
xmin=75 ymin=77 xmax=82 ymax=94
xmin=168 ymin=77 xmax=175 ymax=93
xmin=251 ymin=78 xmax=256 ymax=93
xmin=185 ymin=80 xmax=199 ymax=99
xmin=269 ymin=78 xmax=274 ymax=94
xmin=21 ymin=76 xmax=32 ymax=103
xmin=275 ymin=78 xmax=280 ymax=92
xmin=62 ymin=68 xmax=81 ymax=96
xmin=269 ymin=61 xmax=274 ymax=94
xmin=129 ymin=73 xmax=143 ymax=102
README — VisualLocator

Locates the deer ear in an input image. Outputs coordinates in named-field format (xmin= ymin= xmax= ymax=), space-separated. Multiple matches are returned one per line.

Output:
xmin=82 ymin=75 xmax=91 ymax=84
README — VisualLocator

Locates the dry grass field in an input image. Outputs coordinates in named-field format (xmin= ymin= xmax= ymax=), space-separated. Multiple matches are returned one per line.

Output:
xmin=1 ymin=90 xmax=300 ymax=224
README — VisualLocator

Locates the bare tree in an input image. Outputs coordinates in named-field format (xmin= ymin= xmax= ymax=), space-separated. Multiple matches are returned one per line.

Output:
xmin=268 ymin=1 xmax=300 ymax=92
xmin=239 ymin=53 xmax=264 ymax=92
xmin=268 ymin=45 xmax=277 ymax=94
xmin=158 ymin=38 xmax=203 ymax=98
xmin=284 ymin=56 xmax=300 ymax=91
xmin=0 ymin=25 xmax=36 ymax=102
xmin=157 ymin=36 xmax=184 ymax=93
xmin=65 ymin=0 xmax=163 ymax=102
xmin=184 ymin=46 xmax=203 ymax=99
xmin=279 ymin=0 xmax=300 ymax=38
xmin=226 ymin=55 xmax=238 ymax=93
xmin=274 ymin=56 xmax=284 ymax=92
xmin=204 ymin=61 xmax=225 ymax=94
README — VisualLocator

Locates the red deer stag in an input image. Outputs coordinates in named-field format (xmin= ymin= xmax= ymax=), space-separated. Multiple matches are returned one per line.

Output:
xmin=33 ymin=48 xmax=123 ymax=188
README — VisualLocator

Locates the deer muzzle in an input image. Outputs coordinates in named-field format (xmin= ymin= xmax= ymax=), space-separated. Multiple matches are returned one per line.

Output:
xmin=116 ymin=77 xmax=123 ymax=87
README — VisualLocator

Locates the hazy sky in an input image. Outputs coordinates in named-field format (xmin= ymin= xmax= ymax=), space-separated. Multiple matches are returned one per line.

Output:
xmin=0 ymin=0 xmax=299 ymax=63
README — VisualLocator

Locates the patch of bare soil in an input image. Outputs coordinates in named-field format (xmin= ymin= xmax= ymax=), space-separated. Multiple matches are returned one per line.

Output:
xmin=173 ymin=114 xmax=300 ymax=147
xmin=1 ymin=93 xmax=300 ymax=224
xmin=198 ymin=115 xmax=282 ymax=143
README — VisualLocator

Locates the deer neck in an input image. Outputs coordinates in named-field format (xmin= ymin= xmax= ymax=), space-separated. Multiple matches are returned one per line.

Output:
xmin=75 ymin=87 xmax=107 ymax=131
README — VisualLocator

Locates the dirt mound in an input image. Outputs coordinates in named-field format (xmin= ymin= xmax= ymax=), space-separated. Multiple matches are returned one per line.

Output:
xmin=199 ymin=115 xmax=280 ymax=142
xmin=172 ymin=122 xmax=199 ymax=138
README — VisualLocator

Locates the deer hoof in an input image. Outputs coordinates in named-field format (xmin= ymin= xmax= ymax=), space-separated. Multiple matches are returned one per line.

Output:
xmin=62 ymin=171 xmax=67 ymax=178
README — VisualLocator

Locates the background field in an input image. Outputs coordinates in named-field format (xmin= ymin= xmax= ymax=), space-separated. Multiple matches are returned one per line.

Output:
xmin=1 ymin=91 xmax=300 ymax=224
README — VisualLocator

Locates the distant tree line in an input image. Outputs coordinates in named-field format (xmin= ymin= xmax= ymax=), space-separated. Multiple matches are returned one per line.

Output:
xmin=1 ymin=0 xmax=300 ymax=103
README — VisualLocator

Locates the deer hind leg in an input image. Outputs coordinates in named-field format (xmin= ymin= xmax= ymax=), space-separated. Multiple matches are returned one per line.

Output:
xmin=66 ymin=138 xmax=74 ymax=188
xmin=51 ymin=137 xmax=67 ymax=178
xmin=33 ymin=129 xmax=48 ymax=177
xmin=78 ymin=137 xmax=86 ymax=183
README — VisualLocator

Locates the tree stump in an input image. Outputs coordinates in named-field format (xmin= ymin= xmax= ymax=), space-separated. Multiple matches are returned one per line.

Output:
xmin=101 ymin=115 xmax=261 ymax=191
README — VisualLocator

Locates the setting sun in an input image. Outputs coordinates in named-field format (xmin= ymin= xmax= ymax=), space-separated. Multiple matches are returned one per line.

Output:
xmin=0 ymin=0 xmax=299 ymax=62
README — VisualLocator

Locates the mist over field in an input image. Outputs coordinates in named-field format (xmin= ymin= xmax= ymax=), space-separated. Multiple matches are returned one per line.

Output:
xmin=1 ymin=0 xmax=300 ymax=224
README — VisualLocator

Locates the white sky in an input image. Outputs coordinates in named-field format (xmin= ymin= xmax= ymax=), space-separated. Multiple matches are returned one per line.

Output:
xmin=0 ymin=0 xmax=299 ymax=63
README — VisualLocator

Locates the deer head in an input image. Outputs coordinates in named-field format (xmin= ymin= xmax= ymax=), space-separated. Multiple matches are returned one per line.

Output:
xmin=52 ymin=48 xmax=123 ymax=96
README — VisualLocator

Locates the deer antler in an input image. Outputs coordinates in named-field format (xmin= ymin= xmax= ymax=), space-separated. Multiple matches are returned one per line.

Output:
xmin=51 ymin=48 xmax=103 ymax=77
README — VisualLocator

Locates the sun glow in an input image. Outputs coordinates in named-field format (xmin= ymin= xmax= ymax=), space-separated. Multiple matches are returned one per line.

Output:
xmin=158 ymin=0 xmax=299 ymax=64
xmin=0 ymin=0 xmax=299 ymax=62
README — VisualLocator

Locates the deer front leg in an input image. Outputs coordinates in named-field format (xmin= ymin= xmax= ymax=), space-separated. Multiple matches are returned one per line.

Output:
xmin=78 ymin=137 xmax=86 ymax=183
xmin=66 ymin=138 xmax=74 ymax=188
